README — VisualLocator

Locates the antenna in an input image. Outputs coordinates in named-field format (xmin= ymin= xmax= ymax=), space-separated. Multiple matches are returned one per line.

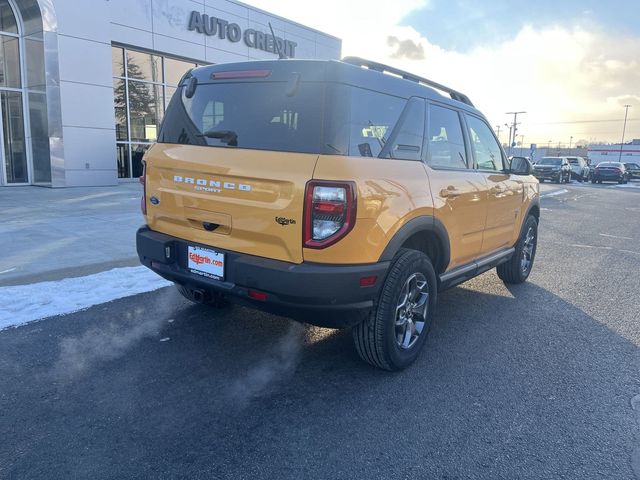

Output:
xmin=268 ymin=22 xmax=286 ymax=59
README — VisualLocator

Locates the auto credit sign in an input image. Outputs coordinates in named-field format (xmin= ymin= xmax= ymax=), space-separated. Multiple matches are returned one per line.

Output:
xmin=188 ymin=11 xmax=297 ymax=58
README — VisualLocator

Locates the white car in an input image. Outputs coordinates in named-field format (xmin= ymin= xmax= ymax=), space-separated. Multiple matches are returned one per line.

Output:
xmin=567 ymin=156 xmax=589 ymax=182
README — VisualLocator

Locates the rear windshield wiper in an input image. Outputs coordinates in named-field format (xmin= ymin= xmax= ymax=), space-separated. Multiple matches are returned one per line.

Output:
xmin=196 ymin=129 xmax=238 ymax=146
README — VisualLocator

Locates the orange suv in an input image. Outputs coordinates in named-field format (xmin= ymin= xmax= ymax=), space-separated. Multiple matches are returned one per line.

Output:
xmin=137 ymin=57 xmax=540 ymax=370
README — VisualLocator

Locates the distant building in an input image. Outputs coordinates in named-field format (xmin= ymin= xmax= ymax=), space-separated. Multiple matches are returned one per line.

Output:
xmin=508 ymin=146 xmax=588 ymax=163
xmin=588 ymin=140 xmax=640 ymax=166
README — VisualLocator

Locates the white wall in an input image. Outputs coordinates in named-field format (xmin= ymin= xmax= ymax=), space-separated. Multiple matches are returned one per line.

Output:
xmin=50 ymin=0 xmax=341 ymax=186
xmin=588 ymin=144 xmax=640 ymax=166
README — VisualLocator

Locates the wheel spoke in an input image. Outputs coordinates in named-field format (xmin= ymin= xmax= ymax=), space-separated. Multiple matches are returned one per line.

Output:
xmin=401 ymin=320 xmax=414 ymax=348
xmin=410 ymin=293 xmax=429 ymax=318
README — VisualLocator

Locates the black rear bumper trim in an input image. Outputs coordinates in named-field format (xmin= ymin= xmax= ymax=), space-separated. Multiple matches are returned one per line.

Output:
xmin=136 ymin=226 xmax=389 ymax=327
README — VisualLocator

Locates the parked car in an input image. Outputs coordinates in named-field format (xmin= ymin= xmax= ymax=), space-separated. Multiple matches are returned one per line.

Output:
xmin=136 ymin=57 xmax=540 ymax=371
xmin=567 ymin=156 xmax=589 ymax=182
xmin=532 ymin=157 xmax=571 ymax=183
xmin=624 ymin=162 xmax=640 ymax=180
xmin=591 ymin=162 xmax=630 ymax=184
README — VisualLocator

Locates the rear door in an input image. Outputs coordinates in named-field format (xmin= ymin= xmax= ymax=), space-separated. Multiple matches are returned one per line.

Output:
xmin=144 ymin=145 xmax=316 ymax=264
xmin=426 ymin=103 xmax=488 ymax=270
xmin=464 ymin=114 xmax=523 ymax=253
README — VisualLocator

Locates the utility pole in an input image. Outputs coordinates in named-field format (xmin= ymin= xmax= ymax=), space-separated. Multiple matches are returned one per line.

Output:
xmin=619 ymin=104 xmax=631 ymax=162
xmin=569 ymin=136 xmax=573 ymax=149
xmin=506 ymin=111 xmax=526 ymax=156
xmin=495 ymin=125 xmax=502 ymax=142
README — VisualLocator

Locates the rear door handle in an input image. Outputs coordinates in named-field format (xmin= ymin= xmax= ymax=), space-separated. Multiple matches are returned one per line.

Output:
xmin=440 ymin=186 xmax=461 ymax=198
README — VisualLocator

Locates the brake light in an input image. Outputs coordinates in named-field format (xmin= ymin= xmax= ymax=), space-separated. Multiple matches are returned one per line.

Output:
xmin=139 ymin=160 xmax=147 ymax=215
xmin=303 ymin=181 xmax=357 ymax=249
xmin=210 ymin=69 xmax=271 ymax=80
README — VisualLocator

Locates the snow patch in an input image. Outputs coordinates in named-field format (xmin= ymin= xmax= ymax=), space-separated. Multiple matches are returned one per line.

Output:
xmin=0 ymin=266 xmax=171 ymax=331
xmin=540 ymin=189 xmax=569 ymax=198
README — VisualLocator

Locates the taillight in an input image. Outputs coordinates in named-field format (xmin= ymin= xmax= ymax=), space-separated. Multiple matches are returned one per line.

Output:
xmin=303 ymin=181 xmax=356 ymax=249
xmin=139 ymin=160 xmax=147 ymax=215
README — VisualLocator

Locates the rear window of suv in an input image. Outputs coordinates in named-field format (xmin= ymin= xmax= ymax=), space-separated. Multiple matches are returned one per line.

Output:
xmin=158 ymin=81 xmax=325 ymax=154
xmin=158 ymin=80 xmax=424 ymax=159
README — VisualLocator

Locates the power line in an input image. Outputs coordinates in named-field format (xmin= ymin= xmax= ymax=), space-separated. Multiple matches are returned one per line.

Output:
xmin=522 ymin=118 xmax=639 ymax=125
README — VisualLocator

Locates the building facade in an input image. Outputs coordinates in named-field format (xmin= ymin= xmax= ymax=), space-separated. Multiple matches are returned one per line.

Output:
xmin=0 ymin=0 xmax=341 ymax=187
xmin=588 ymin=140 xmax=640 ymax=166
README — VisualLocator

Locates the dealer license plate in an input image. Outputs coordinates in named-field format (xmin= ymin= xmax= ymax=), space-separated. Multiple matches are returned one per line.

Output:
xmin=187 ymin=246 xmax=224 ymax=280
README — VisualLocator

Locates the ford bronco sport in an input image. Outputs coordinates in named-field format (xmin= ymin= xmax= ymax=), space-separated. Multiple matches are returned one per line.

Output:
xmin=137 ymin=57 xmax=540 ymax=370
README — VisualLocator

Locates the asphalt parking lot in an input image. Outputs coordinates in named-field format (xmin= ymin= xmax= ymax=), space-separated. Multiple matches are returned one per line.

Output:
xmin=1 ymin=181 xmax=639 ymax=479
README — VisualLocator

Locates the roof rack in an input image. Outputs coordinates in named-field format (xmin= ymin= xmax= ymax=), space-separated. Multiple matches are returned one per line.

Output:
xmin=341 ymin=56 xmax=474 ymax=107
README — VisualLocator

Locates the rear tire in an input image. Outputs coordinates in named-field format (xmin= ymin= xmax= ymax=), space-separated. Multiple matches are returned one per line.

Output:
xmin=497 ymin=215 xmax=538 ymax=284
xmin=352 ymin=249 xmax=437 ymax=371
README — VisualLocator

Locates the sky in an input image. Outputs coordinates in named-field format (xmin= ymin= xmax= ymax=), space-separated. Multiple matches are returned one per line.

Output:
xmin=242 ymin=0 xmax=640 ymax=147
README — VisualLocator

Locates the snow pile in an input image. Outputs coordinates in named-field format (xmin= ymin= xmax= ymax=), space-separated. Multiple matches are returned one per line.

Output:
xmin=0 ymin=266 xmax=171 ymax=331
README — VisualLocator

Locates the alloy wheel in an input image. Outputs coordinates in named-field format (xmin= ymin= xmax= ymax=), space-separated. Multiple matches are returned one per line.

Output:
xmin=395 ymin=273 xmax=429 ymax=350
xmin=521 ymin=226 xmax=536 ymax=274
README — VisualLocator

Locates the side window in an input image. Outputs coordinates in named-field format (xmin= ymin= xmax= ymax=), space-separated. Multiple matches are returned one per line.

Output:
xmin=347 ymin=88 xmax=404 ymax=157
xmin=384 ymin=97 xmax=425 ymax=161
xmin=426 ymin=104 xmax=468 ymax=169
xmin=466 ymin=115 xmax=504 ymax=171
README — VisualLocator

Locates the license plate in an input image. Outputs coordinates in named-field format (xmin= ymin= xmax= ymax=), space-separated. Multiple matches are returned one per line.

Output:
xmin=187 ymin=246 xmax=224 ymax=280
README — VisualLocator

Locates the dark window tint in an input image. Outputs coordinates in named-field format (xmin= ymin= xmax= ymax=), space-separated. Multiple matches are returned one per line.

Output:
xmin=466 ymin=115 xmax=503 ymax=171
xmin=426 ymin=104 xmax=467 ymax=169
xmin=385 ymin=97 xmax=425 ymax=161
xmin=343 ymin=88 xmax=404 ymax=158
xmin=159 ymin=81 xmax=324 ymax=154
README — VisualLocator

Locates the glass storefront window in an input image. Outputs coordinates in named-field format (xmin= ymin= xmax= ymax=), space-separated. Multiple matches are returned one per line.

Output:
xmin=116 ymin=143 xmax=130 ymax=178
xmin=111 ymin=46 xmax=124 ymax=77
xmin=113 ymin=78 xmax=127 ymax=141
xmin=128 ymin=80 xmax=163 ymax=142
xmin=130 ymin=143 xmax=150 ymax=178
xmin=112 ymin=46 xmax=205 ymax=178
xmin=2 ymin=90 xmax=27 ymax=183
xmin=164 ymin=57 xmax=195 ymax=86
xmin=126 ymin=50 xmax=163 ymax=83
xmin=0 ymin=0 xmax=17 ymax=34
xmin=0 ymin=34 xmax=20 ymax=88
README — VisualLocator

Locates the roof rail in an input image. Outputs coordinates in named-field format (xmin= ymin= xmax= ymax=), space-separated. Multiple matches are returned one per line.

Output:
xmin=341 ymin=56 xmax=474 ymax=107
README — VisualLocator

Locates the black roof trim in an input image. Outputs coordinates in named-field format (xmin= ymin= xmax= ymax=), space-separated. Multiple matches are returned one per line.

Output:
xmin=342 ymin=56 xmax=474 ymax=107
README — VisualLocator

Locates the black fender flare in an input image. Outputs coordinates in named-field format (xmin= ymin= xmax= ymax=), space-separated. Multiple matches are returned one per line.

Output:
xmin=378 ymin=215 xmax=450 ymax=273
xmin=518 ymin=197 xmax=541 ymax=238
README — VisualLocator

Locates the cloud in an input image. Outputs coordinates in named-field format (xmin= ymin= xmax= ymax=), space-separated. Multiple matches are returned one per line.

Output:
xmin=242 ymin=0 xmax=640 ymax=143
xmin=387 ymin=35 xmax=425 ymax=60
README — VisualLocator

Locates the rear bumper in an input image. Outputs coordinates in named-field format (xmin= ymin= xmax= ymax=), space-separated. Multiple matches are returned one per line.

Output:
xmin=136 ymin=226 xmax=389 ymax=327
xmin=594 ymin=173 xmax=624 ymax=181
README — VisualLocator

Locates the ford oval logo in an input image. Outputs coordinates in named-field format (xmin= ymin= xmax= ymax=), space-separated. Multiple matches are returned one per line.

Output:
xmin=150 ymin=196 xmax=160 ymax=205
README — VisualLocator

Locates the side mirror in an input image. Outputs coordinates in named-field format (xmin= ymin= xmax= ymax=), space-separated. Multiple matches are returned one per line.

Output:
xmin=510 ymin=157 xmax=533 ymax=175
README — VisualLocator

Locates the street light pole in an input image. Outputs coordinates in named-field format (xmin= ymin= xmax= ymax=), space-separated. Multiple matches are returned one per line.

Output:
xmin=506 ymin=111 xmax=526 ymax=156
xmin=569 ymin=136 xmax=573 ymax=149
xmin=495 ymin=125 xmax=502 ymax=142
xmin=619 ymin=104 xmax=632 ymax=162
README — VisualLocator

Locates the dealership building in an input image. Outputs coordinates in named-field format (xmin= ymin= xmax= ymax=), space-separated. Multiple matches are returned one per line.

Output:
xmin=0 ymin=0 xmax=341 ymax=187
